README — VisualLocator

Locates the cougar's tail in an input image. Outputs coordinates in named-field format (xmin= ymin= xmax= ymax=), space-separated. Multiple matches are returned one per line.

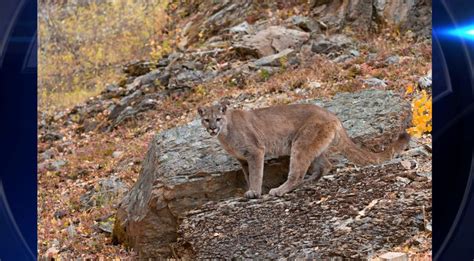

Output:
xmin=337 ymin=127 xmax=410 ymax=166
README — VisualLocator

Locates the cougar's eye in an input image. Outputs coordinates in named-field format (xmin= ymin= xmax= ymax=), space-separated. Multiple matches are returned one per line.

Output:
xmin=216 ymin=118 xmax=222 ymax=122
xmin=204 ymin=119 xmax=209 ymax=123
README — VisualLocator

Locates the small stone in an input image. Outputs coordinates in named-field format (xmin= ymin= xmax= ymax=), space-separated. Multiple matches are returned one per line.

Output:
xmin=175 ymin=69 xmax=204 ymax=84
xmin=349 ymin=49 xmax=360 ymax=57
xmin=45 ymin=247 xmax=59 ymax=258
xmin=396 ymin=176 xmax=410 ymax=185
xmin=67 ymin=224 xmax=77 ymax=238
xmin=333 ymin=54 xmax=353 ymax=63
xmin=38 ymin=162 xmax=48 ymax=172
xmin=367 ymin=53 xmax=377 ymax=61
xmin=43 ymin=132 xmax=63 ymax=142
xmin=253 ymin=49 xmax=294 ymax=67
xmin=122 ymin=61 xmax=155 ymax=77
xmin=400 ymin=160 xmax=412 ymax=170
xmin=379 ymin=252 xmax=408 ymax=261
xmin=418 ymin=70 xmax=432 ymax=89
xmin=41 ymin=149 xmax=55 ymax=161
xmin=405 ymin=30 xmax=416 ymax=39
xmin=54 ymin=210 xmax=67 ymax=219
xmin=311 ymin=40 xmax=331 ymax=53
xmin=288 ymin=56 xmax=300 ymax=65
xmin=112 ymin=151 xmax=124 ymax=158
xmin=363 ymin=78 xmax=387 ymax=88
xmin=425 ymin=220 xmax=432 ymax=232
xmin=385 ymin=55 xmax=400 ymax=65
xmin=322 ymin=175 xmax=335 ymax=181
xmin=98 ymin=220 xmax=114 ymax=234
xmin=229 ymin=21 xmax=253 ymax=34
xmin=50 ymin=239 xmax=60 ymax=249
xmin=53 ymin=111 xmax=66 ymax=122
xmin=307 ymin=81 xmax=322 ymax=89
xmin=417 ymin=172 xmax=432 ymax=179
xmin=49 ymin=160 xmax=67 ymax=171
xmin=105 ymin=84 xmax=119 ymax=93
xmin=288 ymin=15 xmax=320 ymax=32
xmin=100 ymin=176 xmax=127 ymax=194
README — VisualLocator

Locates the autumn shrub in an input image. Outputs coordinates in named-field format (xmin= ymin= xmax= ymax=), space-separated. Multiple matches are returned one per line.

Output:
xmin=406 ymin=86 xmax=432 ymax=138
xmin=38 ymin=0 xmax=169 ymax=111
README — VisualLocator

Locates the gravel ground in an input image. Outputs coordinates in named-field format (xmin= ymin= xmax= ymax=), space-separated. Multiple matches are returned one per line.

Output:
xmin=176 ymin=151 xmax=431 ymax=259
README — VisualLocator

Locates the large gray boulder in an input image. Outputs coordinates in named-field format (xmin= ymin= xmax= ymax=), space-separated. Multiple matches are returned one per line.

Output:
xmin=112 ymin=89 xmax=411 ymax=258
xmin=233 ymin=26 xmax=310 ymax=58
xmin=311 ymin=0 xmax=374 ymax=33
xmin=374 ymin=0 xmax=432 ymax=37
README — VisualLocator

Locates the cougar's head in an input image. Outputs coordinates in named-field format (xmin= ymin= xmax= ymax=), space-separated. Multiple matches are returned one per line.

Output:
xmin=197 ymin=100 xmax=230 ymax=137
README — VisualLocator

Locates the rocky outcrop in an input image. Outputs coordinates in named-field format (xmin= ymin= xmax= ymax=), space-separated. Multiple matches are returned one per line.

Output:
xmin=310 ymin=0 xmax=375 ymax=33
xmin=310 ymin=0 xmax=431 ymax=36
xmin=59 ymin=54 xmax=222 ymax=132
xmin=374 ymin=0 xmax=432 ymax=37
xmin=112 ymin=89 xmax=411 ymax=258
xmin=171 ymin=0 xmax=430 ymax=51
xmin=175 ymin=0 xmax=253 ymax=49
xmin=44 ymin=0 xmax=430 ymax=134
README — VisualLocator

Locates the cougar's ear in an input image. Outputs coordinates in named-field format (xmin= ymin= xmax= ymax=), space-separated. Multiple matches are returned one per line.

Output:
xmin=220 ymin=100 xmax=230 ymax=113
xmin=197 ymin=106 xmax=204 ymax=116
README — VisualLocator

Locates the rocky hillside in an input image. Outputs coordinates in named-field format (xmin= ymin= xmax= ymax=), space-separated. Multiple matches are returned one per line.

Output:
xmin=38 ymin=0 xmax=432 ymax=259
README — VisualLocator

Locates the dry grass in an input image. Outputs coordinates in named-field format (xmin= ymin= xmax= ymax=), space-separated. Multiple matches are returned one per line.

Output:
xmin=38 ymin=0 xmax=169 ymax=112
xmin=39 ymin=88 xmax=103 ymax=112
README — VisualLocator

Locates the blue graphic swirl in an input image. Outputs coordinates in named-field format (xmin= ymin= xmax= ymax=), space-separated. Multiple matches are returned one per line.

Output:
xmin=433 ymin=0 xmax=474 ymax=260
xmin=0 ymin=181 xmax=36 ymax=259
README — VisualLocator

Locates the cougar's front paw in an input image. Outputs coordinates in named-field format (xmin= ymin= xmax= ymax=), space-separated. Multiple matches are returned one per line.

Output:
xmin=269 ymin=187 xmax=286 ymax=197
xmin=244 ymin=190 xmax=260 ymax=199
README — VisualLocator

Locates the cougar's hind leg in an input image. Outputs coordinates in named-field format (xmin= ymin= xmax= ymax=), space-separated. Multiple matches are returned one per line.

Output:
xmin=269 ymin=121 xmax=337 ymax=197
xmin=305 ymin=153 xmax=332 ymax=182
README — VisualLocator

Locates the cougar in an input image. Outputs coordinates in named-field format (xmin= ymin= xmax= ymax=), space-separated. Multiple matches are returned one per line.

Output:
xmin=198 ymin=101 xmax=410 ymax=198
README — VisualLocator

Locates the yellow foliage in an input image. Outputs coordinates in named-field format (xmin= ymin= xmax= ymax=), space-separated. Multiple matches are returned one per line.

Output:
xmin=39 ymin=0 xmax=169 ymax=112
xmin=149 ymin=39 xmax=172 ymax=61
xmin=407 ymin=89 xmax=432 ymax=138
xmin=194 ymin=84 xmax=207 ymax=97
xmin=40 ymin=87 xmax=103 ymax=111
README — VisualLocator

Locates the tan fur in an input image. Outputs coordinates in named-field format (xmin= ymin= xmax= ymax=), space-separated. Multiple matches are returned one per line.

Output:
xmin=198 ymin=102 xmax=410 ymax=198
